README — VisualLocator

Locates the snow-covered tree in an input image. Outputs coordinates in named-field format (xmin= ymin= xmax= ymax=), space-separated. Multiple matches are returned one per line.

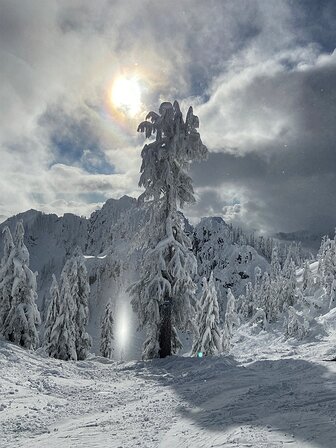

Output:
xmin=2 ymin=221 xmax=40 ymax=349
xmin=0 ymin=226 xmax=15 ymax=329
xmin=239 ymin=282 xmax=254 ymax=319
xmin=329 ymin=277 xmax=336 ymax=310
xmin=302 ymin=260 xmax=311 ymax=290
xmin=192 ymin=273 xmax=221 ymax=356
xmin=271 ymin=245 xmax=281 ymax=280
xmin=52 ymin=269 xmax=77 ymax=360
xmin=73 ymin=247 xmax=92 ymax=360
xmin=44 ymin=250 xmax=91 ymax=361
xmin=44 ymin=274 xmax=61 ymax=357
xmin=278 ymin=261 xmax=296 ymax=312
xmin=256 ymin=272 xmax=273 ymax=321
xmin=285 ymin=306 xmax=309 ymax=340
xmin=318 ymin=235 xmax=336 ymax=282
xmin=100 ymin=301 xmax=114 ymax=359
xmin=282 ymin=249 xmax=292 ymax=276
xmin=222 ymin=288 xmax=239 ymax=353
xmin=254 ymin=266 xmax=262 ymax=286
xmin=129 ymin=101 xmax=208 ymax=359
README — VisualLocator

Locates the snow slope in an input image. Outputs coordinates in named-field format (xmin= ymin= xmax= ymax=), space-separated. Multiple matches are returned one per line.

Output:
xmin=1 ymin=328 xmax=336 ymax=448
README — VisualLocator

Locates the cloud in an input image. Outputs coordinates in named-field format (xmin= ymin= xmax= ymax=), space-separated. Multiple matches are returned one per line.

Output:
xmin=189 ymin=48 xmax=336 ymax=233
xmin=0 ymin=0 xmax=335 ymax=236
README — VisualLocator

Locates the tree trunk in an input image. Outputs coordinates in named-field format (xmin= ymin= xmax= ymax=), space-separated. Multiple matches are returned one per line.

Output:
xmin=159 ymin=299 xmax=172 ymax=358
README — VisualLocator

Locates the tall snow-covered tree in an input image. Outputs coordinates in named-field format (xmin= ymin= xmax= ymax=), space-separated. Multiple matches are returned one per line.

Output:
xmin=73 ymin=247 xmax=92 ymax=360
xmin=254 ymin=266 xmax=262 ymax=286
xmin=192 ymin=273 xmax=221 ymax=356
xmin=318 ymin=235 xmax=336 ymax=281
xmin=130 ymin=101 xmax=208 ymax=359
xmin=302 ymin=260 xmax=311 ymax=291
xmin=222 ymin=288 xmax=239 ymax=353
xmin=0 ymin=226 xmax=15 ymax=329
xmin=281 ymin=260 xmax=296 ymax=310
xmin=256 ymin=272 xmax=273 ymax=321
xmin=100 ymin=301 xmax=114 ymax=359
xmin=271 ymin=245 xmax=281 ymax=280
xmin=329 ymin=277 xmax=336 ymax=309
xmin=239 ymin=282 xmax=254 ymax=319
xmin=2 ymin=221 xmax=40 ymax=349
xmin=44 ymin=274 xmax=61 ymax=357
xmin=51 ymin=269 xmax=77 ymax=361
xmin=44 ymin=250 xmax=91 ymax=361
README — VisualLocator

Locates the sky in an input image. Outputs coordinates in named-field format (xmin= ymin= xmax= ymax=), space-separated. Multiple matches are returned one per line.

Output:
xmin=0 ymin=0 xmax=336 ymax=236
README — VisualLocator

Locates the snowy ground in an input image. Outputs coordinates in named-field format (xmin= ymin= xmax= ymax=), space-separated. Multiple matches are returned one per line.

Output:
xmin=1 ymin=328 xmax=336 ymax=448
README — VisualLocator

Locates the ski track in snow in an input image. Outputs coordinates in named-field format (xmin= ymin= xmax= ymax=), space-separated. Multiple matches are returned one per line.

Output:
xmin=1 ymin=336 xmax=336 ymax=448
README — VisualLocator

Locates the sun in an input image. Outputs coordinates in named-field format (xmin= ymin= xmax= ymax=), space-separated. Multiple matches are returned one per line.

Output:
xmin=110 ymin=76 xmax=141 ymax=117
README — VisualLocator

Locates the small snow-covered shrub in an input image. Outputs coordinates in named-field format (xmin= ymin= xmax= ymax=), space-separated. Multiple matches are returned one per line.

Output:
xmin=285 ymin=306 xmax=309 ymax=340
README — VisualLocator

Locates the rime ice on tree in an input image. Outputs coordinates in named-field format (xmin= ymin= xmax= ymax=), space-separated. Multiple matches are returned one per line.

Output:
xmin=129 ymin=101 xmax=208 ymax=359
xmin=222 ymin=288 xmax=239 ymax=353
xmin=1 ymin=221 xmax=40 ymax=349
xmin=73 ymin=247 xmax=92 ymax=360
xmin=44 ymin=274 xmax=61 ymax=357
xmin=192 ymin=272 xmax=222 ymax=356
xmin=100 ymin=301 xmax=114 ymax=359
xmin=0 ymin=226 xmax=15 ymax=329
xmin=52 ymin=268 xmax=77 ymax=360
xmin=44 ymin=249 xmax=91 ymax=361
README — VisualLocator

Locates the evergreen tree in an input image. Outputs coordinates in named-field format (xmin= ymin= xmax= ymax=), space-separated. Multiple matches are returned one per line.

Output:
xmin=254 ymin=266 xmax=262 ymax=286
xmin=51 ymin=269 xmax=77 ymax=360
xmin=0 ymin=226 xmax=15 ymax=329
xmin=44 ymin=251 xmax=91 ymax=361
xmin=130 ymin=101 xmax=208 ymax=359
xmin=2 ymin=222 xmax=40 ymax=349
xmin=302 ymin=260 xmax=311 ymax=290
xmin=73 ymin=247 xmax=92 ymax=360
xmin=222 ymin=288 xmax=239 ymax=353
xmin=285 ymin=306 xmax=309 ymax=339
xmin=329 ymin=277 xmax=336 ymax=309
xmin=100 ymin=301 xmax=114 ymax=359
xmin=44 ymin=274 xmax=60 ymax=357
xmin=271 ymin=245 xmax=281 ymax=280
xmin=317 ymin=235 xmax=327 ymax=275
xmin=239 ymin=282 xmax=254 ymax=319
xmin=256 ymin=272 xmax=272 ymax=321
xmin=282 ymin=260 xmax=296 ymax=309
xmin=192 ymin=273 xmax=221 ymax=356
xmin=282 ymin=249 xmax=293 ymax=278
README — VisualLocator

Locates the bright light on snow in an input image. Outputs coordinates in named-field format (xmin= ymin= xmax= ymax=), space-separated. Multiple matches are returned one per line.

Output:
xmin=111 ymin=77 xmax=141 ymax=116
xmin=116 ymin=301 xmax=129 ymax=351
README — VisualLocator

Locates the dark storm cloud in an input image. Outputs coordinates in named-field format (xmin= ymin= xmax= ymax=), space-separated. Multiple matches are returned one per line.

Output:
xmin=190 ymin=53 xmax=336 ymax=234
xmin=191 ymin=151 xmax=336 ymax=234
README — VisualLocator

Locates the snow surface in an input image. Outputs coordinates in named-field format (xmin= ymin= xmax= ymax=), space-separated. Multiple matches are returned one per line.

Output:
xmin=1 ymin=325 xmax=336 ymax=448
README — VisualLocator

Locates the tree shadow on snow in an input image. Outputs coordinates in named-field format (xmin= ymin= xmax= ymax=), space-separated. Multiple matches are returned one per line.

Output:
xmin=122 ymin=355 xmax=336 ymax=447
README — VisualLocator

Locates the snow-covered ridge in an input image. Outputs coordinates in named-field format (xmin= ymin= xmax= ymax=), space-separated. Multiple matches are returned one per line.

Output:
xmin=0 ymin=196 xmax=270 ymax=357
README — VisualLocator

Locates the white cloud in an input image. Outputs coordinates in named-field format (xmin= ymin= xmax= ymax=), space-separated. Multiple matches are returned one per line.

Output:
xmin=1 ymin=0 xmax=335 ymax=235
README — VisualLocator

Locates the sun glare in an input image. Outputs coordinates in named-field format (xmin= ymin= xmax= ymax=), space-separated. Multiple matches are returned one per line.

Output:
xmin=116 ymin=301 xmax=129 ymax=350
xmin=111 ymin=77 xmax=141 ymax=116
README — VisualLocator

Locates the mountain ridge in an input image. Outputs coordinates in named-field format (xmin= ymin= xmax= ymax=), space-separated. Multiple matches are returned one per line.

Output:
xmin=0 ymin=196 xmax=270 ymax=358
